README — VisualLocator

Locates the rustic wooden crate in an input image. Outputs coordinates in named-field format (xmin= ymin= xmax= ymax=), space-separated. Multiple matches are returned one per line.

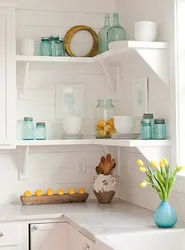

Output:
xmin=20 ymin=193 xmax=89 ymax=206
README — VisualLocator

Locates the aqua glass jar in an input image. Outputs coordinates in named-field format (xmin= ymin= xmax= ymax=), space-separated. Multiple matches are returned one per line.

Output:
xmin=95 ymin=99 xmax=116 ymax=139
xmin=59 ymin=39 xmax=65 ymax=56
xmin=143 ymin=113 xmax=154 ymax=138
xmin=154 ymin=119 xmax=167 ymax=140
xmin=22 ymin=117 xmax=34 ymax=140
xmin=40 ymin=37 xmax=52 ymax=56
xmin=108 ymin=13 xmax=126 ymax=44
xmin=98 ymin=14 xmax=111 ymax=54
xmin=51 ymin=35 xmax=61 ymax=56
xmin=35 ymin=122 xmax=46 ymax=140
xmin=140 ymin=119 xmax=152 ymax=140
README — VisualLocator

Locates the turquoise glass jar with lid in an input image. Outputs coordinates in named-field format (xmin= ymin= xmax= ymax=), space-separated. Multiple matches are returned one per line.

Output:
xmin=40 ymin=37 xmax=52 ymax=56
xmin=51 ymin=35 xmax=61 ymax=56
xmin=143 ymin=113 xmax=154 ymax=138
xmin=95 ymin=99 xmax=116 ymax=139
xmin=98 ymin=14 xmax=111 ymax=54
xmin=22 ymin=117 xmax=34 ymax=140
xmin=59 ymin=39 xmax=65 ymax=56
xmin=108 ymin=13 xmax=126 ymax=44
xmin=140 ymin=119 xmax=152 ymax=140
xmin=35 ymin=122 xmax=46 ymax=140
xmin=154 ymin=119 xmax=166 ymax=139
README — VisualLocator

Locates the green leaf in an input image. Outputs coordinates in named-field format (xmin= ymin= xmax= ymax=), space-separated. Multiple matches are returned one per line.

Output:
xmin=167 ymin=176 xmax=175 ymax=197
xmin=156 ymin=169 xmax=165 ymax=184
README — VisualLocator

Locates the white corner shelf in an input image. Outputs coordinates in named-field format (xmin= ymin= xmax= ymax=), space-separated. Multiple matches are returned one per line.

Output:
xmin=16 ymin=41 xmax=169 ymax=99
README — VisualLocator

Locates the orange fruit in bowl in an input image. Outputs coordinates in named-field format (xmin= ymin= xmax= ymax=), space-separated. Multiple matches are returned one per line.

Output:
xmin=46 ymin=189 xmax=54 ymax=196
xmin=57 ymin=189 xmax=64 ymax=195
xmin=35 ymin=190 xmax=42 ymax=196
xmin=24 ymin=190 xmax=32 ymax=197
xmin=78 ymin=188 xmax=85 ymax=194
xmin=68 ymin=188 xmax=75 ymax=195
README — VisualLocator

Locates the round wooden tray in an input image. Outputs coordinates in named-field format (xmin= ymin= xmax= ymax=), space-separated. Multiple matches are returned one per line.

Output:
xmin=20 ymin=193 xmax=89 ymax=206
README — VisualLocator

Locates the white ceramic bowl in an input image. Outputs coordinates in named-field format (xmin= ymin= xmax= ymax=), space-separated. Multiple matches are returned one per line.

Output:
xmin=114 ymin=116 xmax=135 ymax=134
xmin=134 ymin=21 xmax=157 ymax=41
xmin=63 ymin=115 xmax=82 ymax=134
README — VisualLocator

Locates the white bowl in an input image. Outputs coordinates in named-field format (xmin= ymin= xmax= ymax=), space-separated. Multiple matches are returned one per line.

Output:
xmin=134 ymin=21 xmax=157 ymax=41
xmin=114 ymin=116 xmax=135 ymax=134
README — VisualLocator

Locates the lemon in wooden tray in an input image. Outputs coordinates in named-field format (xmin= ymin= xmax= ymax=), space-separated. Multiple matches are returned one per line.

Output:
xmin=24 ymin=190 xmax=32 ymax=197
xmin=57 ymin=189 xmax=64 ymax=195
xmin=35 ymin=190 xmax=43 ymax=196
xmin=46 ymin=189 xmax=54 ymax=196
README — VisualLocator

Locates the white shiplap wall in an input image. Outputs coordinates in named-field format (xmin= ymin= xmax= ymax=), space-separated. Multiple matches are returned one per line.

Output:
xmin=0 ymin=0 xmax=118 ymax=204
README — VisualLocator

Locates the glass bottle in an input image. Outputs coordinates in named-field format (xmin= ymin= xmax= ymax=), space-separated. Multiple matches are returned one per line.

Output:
xmin=40 ymin=37 xmax=52 ymax=56
xmin=51 ymin=35 xmax=61 ymax=56
xmin=154 ymin=119 xmax=167 ymax=140
xmin=140 ymin=119 xmax=152 ymax=140
xmin=98 ymin=14 xmax=111 ymax=54
xmin=35 ymin=122 xmax=46 ymax=140
xmin=95 ymin=99 xmax=116 ymax=139
xmin=108 ymin=13 xmax=126 ymax=44
xmin=22 ymin=117 xmax=34 ymax=140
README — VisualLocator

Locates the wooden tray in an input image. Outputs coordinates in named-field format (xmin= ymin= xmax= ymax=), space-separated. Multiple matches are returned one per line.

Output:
xmin=20 ymin=193 xmax=89 ymax=206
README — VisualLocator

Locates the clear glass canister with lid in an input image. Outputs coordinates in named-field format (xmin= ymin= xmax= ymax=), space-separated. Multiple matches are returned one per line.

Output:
xmin=40 ymin=37 xmax=52 ymax=56
xmin=35 ymin=122 xmax=46 ymax=140
xmin=95 ymin=99 xmax=116 ymax=138
xmin=51 ymin=35 xmax=61 ymax=56
xmin=22 ymin=117 xmax=34 ymax=140
xmin=140 ymin=119 xmax=152 ymax=140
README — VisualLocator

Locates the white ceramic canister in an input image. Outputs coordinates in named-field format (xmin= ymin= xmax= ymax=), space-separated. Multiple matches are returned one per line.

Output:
xmin=19 ymin=39 xmax=35 ymax=56
xmin=134 ymin=21 xmax=158 ymax=41
xmin=93 ymin=174 xmax=116 ymax=193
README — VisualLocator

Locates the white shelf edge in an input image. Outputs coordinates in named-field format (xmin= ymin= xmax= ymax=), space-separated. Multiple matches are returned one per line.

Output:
xmin=16 ymin=139 xmax=171 ymax=147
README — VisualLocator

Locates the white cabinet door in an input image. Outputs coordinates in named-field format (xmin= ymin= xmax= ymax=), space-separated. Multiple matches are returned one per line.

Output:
xmin=0 ymin=8 xmax=16 ymax=148
xmin=30 ymin=223 xmax=68 ymax=250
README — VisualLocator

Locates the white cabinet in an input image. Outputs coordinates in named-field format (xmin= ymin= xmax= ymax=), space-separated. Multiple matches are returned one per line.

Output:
xmin=68 ymin=224 xmax=96 ymax=250
xmin=0 ymin=4 xmax=16 ymax=148
xmin=30 ymin=222 xmax=68 ymax=250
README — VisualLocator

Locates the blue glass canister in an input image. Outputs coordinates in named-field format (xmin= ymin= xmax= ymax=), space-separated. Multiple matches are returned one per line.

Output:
xmin=143 ymin=113 xmax=154 ymax=138
xmin=51 ymin=35 xmax=61 ymax=56
xmin=35 ymin=122 xmax=46 ymax=140
xmin=140 ymin=119 xmax=152 ymax=140
xmin=154 ymin=119 xmax=167 ymax=140
xmin=22 ymin=117 xmax=34 ymax=140
xmin=59 ymin=39 xmax=65 ymax=56
xmin=40 ymin=37 xmax=52 ymax=56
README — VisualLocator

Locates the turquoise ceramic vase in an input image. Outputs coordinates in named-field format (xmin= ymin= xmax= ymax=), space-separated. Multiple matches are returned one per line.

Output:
xmin=154 ymin=202 xmax=177 ymax=228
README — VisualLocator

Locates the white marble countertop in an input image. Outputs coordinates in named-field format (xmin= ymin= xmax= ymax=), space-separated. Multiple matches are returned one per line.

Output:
xmin=0 ymin=199 xmax=185 ymax=250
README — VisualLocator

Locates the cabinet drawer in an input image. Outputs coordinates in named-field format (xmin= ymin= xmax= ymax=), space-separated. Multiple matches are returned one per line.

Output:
xmin=0 ymin=223 xmax=21 ymax=246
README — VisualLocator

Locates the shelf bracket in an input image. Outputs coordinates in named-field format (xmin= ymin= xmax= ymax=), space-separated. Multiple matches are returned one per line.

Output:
xmin=99 ymin=61 xmax=120 ymax=100
xmin=19 ymin=146 xmax=29 ymax=180
xmin=17 ymin=62 xmax=30 ymax=100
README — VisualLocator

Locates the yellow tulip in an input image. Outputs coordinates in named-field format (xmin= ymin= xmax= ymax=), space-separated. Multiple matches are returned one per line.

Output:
xmin=160 ymin=160 xmax=165 ymax=168
xmin=137 ymin=160 xmax=144 ymax=167
xmin=139 ymin=167 xmax=147 ymax=173
xmin=150 ymin=161 xmax=157 ymax=168
xmin=162 ymin=158 xmax=168 ymax=165
xmin=140 ymin=182 xmax=147 ymax=188
xmin=178 ymin=166 xmax=185 ymax=172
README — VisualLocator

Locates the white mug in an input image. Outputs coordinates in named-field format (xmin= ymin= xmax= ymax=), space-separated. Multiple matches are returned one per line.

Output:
xmin=19 ymin=39 xmax=35 ymax=56
xmin=134 ymin=21 xmax=158 ymax=41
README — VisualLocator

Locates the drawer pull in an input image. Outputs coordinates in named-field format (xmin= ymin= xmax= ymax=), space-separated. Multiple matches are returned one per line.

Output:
xmin=32 ymin=226 xmax=38 ymax=231
xmin=0 ymin=232 xmax=4 ymax=237
xmin=83 ymin=244 xmax=89 ymax=250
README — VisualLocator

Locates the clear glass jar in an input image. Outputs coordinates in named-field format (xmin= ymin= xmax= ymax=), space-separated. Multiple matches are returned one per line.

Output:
xmin=35 ymin=122 xmax=46 ymax=140
xmin=59 ymin=39 xmax=65 ymax=56
xmin=22 ymin=117 xmax=34 ymax=140
xmin=154 ymin=119 xmax=167 ymax=140
xmin=95 ymin=99 xmax=116 ymax=138
xmin=40 ymin=37 xmax=52 ymax=56
xmin=108 ymin=13 xmax=126 ymax=44
xmin=98 ymin=14 xmax=111 ymax=54
xmin=140 ymin=119 xmax=152 ymax=140
xmin=143 ymin=113 xmax=154 ymax=138
xmin=51 ymin=35 xmax=61 ymax=56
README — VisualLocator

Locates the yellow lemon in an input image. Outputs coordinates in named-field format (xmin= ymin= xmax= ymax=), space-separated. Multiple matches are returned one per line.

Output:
xmin=139 ymin=167 xmax=147 ymax=173
xmin=57 ymin=189 xmax=64 ymax=195
xmin=24 ymin=190 xmax=32 ymax=197
xmin=159 ymin=160 xmax=165 ymax=168
xmin=46 ymin=189 xmax=54 ymax=196
xmin=98 ymin=130 xmax=107 ymax=137
xmin=150 ymin=161 xmax=157 ymax=168
xmin=68 ymin=188 xmax=75 ymax=195
xmin=78 ymin=188 xmax=85 ymax=194
xmin=140 ymin=182 xmax=147 ymax=188
xmin=105 ymin=124 xmax=112 ymax=133
xmin=178 ymin=166 xmax=185 ymax=172
xmin=137 ymin=160 xmax=144 ymax=167
xmin=96 ymin=125 xmax=101 ymax=131
xmin=35 ymin=190 xmax=42 ymax=196
xmin=107 ymin=119 xmax=114 ymax=127
xmin=162 ymin=158 xmax=168 ymax=165
xmin=97 ymin=120 xmax=106 ymax=127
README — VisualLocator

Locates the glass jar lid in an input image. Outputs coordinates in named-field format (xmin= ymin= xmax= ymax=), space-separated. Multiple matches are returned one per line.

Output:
xmin=51 ymin=35 xmax=59 ymax=40
xmin=154 ymin=119 xmax=165 ymax=124
xmin=141 ymin=119 xmax=151 ymax=124
xmin=143 ymin=113 xmax=154 ymax=119
xmin=97 ymin=99 xmax=114 ymax=107
xmin=36 ymin=122 xmax=45 ymax=127
xmin=41 ymin=37 xmax=50 ymax=41
xmin=24 ymin=117 xmax=33 ymax=121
